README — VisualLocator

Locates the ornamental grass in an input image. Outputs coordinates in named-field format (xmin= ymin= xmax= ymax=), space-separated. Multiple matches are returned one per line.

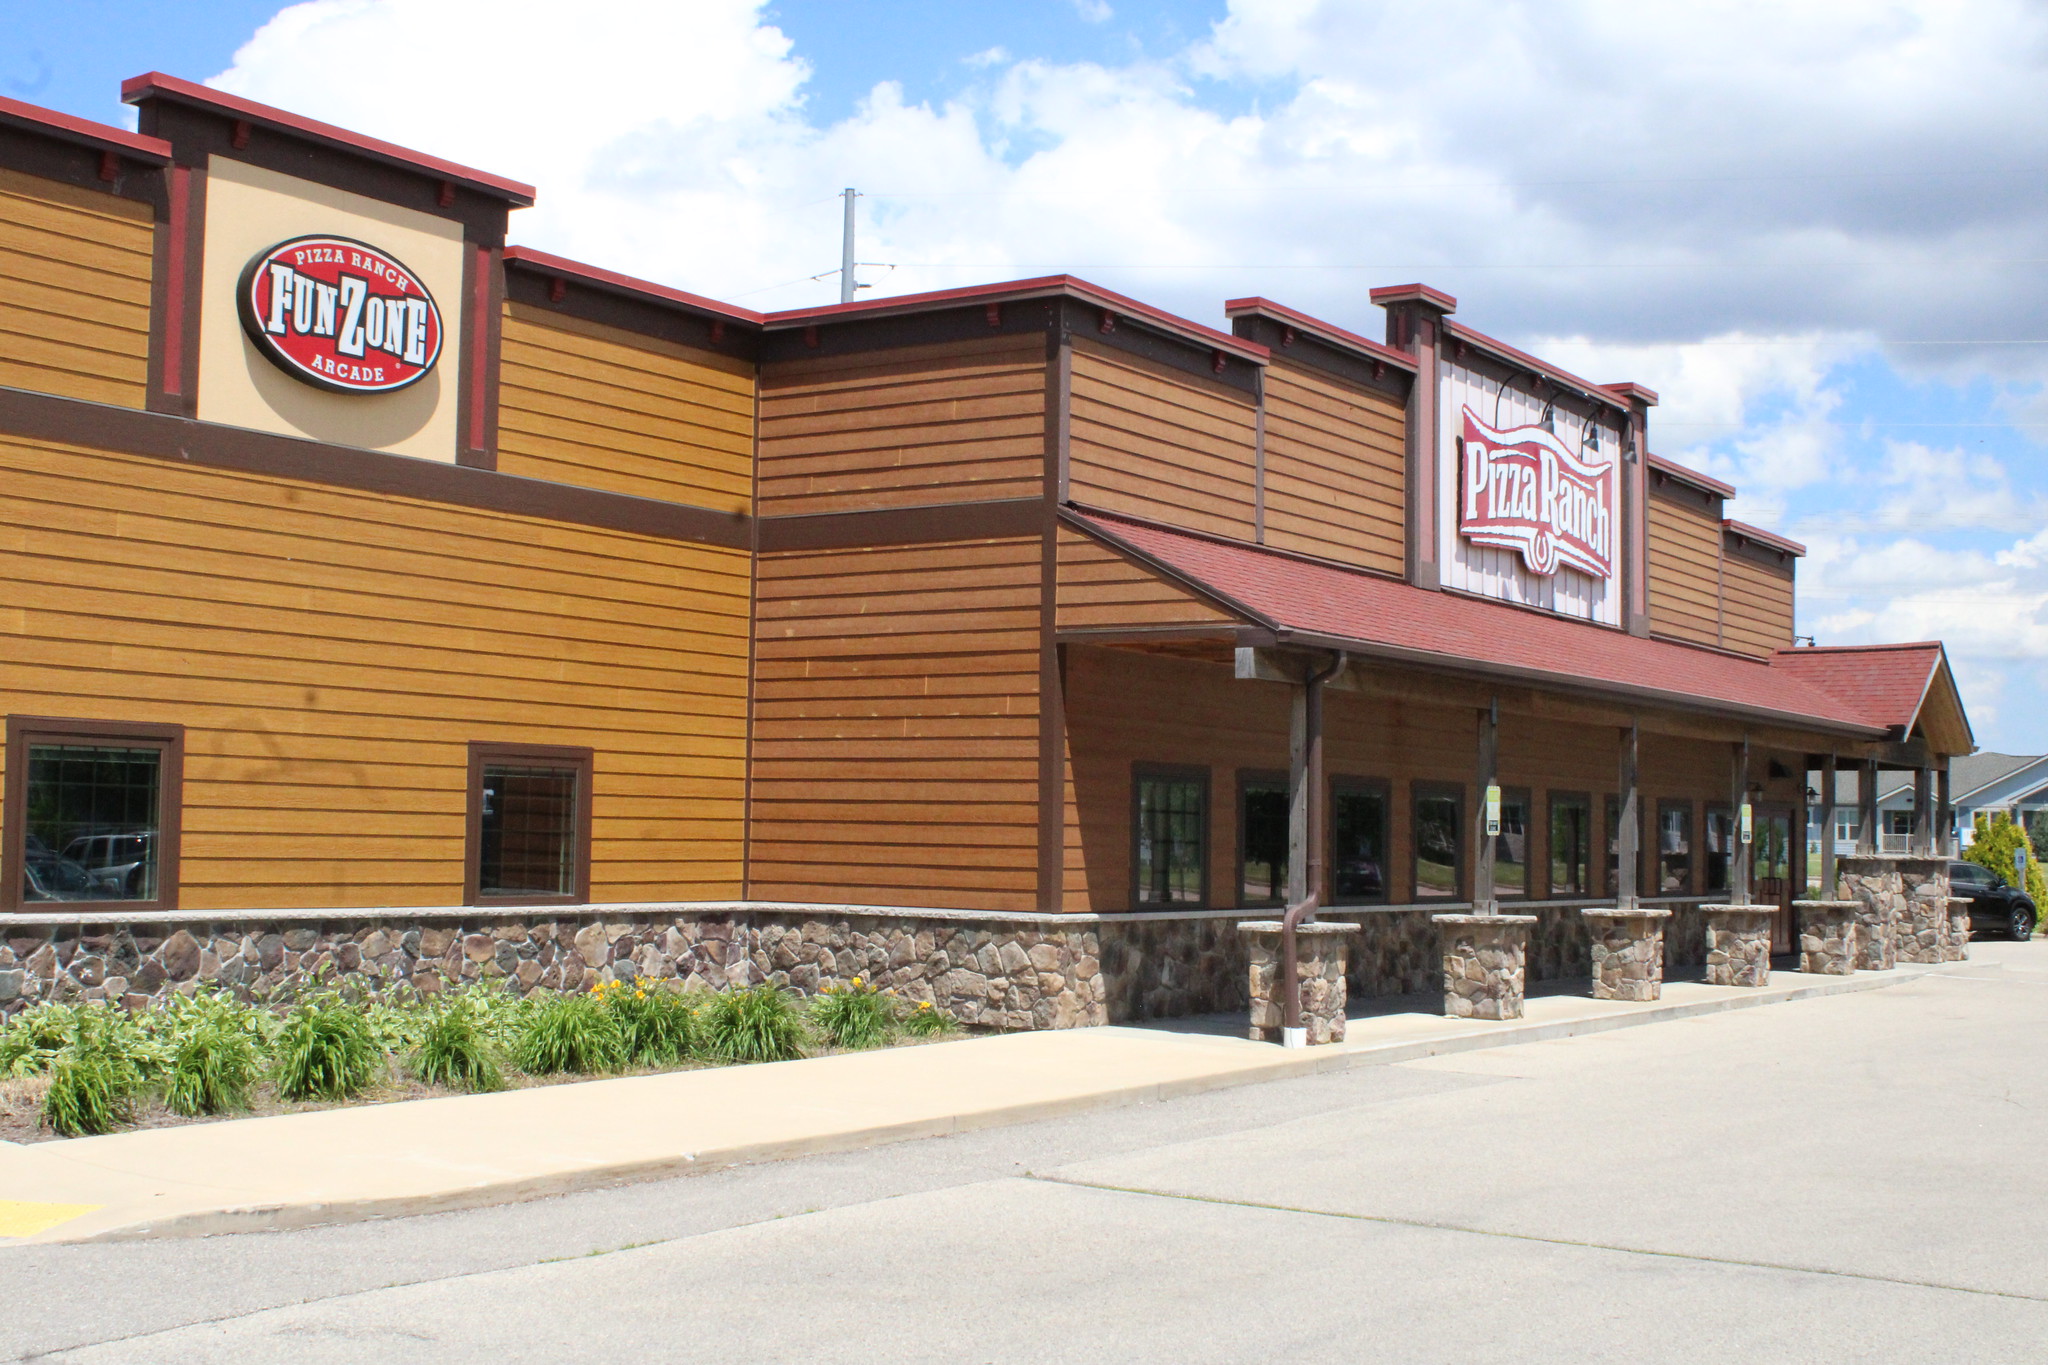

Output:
xmin=810 ymin=976 xmax=897 ymax=1051
xmin=700 ymin=984 xmax=807 ymax=1063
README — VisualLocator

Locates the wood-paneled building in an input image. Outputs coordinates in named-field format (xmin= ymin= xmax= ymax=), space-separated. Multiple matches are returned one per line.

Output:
xmin=0 ymin=77 xmax=1974 ymax=1021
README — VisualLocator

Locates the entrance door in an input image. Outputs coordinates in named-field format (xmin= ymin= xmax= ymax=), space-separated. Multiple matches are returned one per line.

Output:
xmin=1753 ymin=806 xmax=1795 ymax=953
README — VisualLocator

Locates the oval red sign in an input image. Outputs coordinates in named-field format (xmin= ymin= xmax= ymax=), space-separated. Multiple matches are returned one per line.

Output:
xmin=236 ymin=235 xmax=443 ymax=394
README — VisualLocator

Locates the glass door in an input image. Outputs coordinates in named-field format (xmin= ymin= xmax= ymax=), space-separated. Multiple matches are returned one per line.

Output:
xmin=1753 ymin=806 xmax=1794 ymax=953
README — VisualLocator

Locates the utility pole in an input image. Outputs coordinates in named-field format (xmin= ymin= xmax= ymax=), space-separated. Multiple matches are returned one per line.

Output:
xmin=839 ymin=187 xmax=858 ymax=304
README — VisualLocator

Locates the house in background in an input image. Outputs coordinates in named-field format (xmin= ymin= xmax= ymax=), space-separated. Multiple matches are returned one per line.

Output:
xmin=1809 ymin=753 xmax=2048 ymax=859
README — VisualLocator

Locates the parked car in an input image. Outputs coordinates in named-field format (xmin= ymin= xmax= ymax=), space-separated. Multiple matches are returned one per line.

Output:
xmin=1947 ymin=860 xmax=2037 ymax=940
xmin=61 ymin=831 xmax=154 ymax=899
xmin=22 ymin=834 xmax=104 ymax=902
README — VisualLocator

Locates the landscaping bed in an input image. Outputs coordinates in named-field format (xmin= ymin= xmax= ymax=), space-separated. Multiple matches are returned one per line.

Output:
xmin=0 ymin=976 xmax=953 ymax=1143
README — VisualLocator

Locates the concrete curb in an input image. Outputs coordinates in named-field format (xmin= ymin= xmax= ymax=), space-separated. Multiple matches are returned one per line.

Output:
xmin=24 ymin=961 xmax=1968 ymax=1244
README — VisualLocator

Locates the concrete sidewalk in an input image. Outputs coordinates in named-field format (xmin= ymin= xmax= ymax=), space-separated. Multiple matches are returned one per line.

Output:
xmin=0 ymin=962 xmax=1957 ymax=1246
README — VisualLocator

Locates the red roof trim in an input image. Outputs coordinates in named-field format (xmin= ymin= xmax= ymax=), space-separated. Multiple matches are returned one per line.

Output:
xmin=504 ymin=247 xmax=765 ymax=326
xmin=1724 ymin=519 xmax=1806 ymax=558
xmin=1648 ymin=454 xmax=1736 ymax=500
xmin=766 ymin=275 xmax=1269 ymax=362
xmin=1600 ymin=380 xmax=1660 ymax=407
xmin=1369 ymin=282 xmax=1458 ymax=312
xmin=0 ymin=93 xmax=170 ymax=162
xmin=1442 ymin=319 xmax=1633 ymax=414
xmin=120 ymin=72 xmax=536 ymax=205
xmin=1221 ymin=297 xmax=1418 ymax=372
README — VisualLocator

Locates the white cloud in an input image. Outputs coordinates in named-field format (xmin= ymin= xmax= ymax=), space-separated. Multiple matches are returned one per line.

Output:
xmin=1072 ymin=0 xmax=1114 ymax=22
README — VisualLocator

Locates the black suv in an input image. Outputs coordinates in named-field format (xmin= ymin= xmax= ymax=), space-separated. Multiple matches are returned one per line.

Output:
xmin=1948 ymin=860 xmax=2037 ymax=940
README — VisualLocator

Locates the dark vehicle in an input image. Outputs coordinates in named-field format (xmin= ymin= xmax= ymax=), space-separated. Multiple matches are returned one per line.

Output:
xmin=22 ymin=834 xmax=104 ymax=902
xmin=1948 ymin=860 xmax=2037 ymax=940
xmin=61 ymin=831 xmax=155 ymax=899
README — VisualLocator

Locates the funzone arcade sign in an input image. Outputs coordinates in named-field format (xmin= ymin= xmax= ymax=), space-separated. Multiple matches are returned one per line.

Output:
xmin=237 ymin=235 xmax=442 ymax=394
xmin=1458 ymin=408 xmax=1614 ymax=579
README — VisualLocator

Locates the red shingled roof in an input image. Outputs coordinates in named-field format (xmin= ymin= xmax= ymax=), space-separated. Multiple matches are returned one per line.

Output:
xmin=1767 ymin=643 xmax=1945 ymax=733
xmin=1067 ymin=509 xmax=1907 ymax=737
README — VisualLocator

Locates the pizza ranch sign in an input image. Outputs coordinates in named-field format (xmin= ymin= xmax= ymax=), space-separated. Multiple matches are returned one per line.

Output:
xmin=1458 ymin=408 xmax=1614 ymax=579
xmin=236 ymin=235 xmax=442 ymax=393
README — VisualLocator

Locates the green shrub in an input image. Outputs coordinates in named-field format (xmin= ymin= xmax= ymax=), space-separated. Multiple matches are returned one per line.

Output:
xmin=273 ymin=999 xmax=384 ymax=1101
xmin=515 ymin=991 xmax=626 ymax=1075
xmin=811 ymin=977 xmax=896 ymax=1051
xmin=1967 ymin=812 xmax=2048 ymax=907
xmin=0 ymin=1003 xmax=82 ymax=1078
xmin=409 ymin=997 xmax=506 ymax=1093
xmin=163 ymin=1019 xmax=260 ymax=1116
xmin=701 ymin=985 xmax=807 ymax=1063
xmin=39 ymin=1010 xmax=146 ymax=1137
xmin=901 ymin=998 xmax=959 ymax=1039
xmin=601 ymin=981 xmax=697 ymax=1066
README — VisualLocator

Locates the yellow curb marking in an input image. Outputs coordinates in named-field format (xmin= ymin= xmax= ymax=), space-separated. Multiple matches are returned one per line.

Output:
xmin=0 ymin=1199 xmax=102 ymax=1238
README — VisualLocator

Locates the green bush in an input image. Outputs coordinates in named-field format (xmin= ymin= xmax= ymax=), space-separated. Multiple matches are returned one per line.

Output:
xmin=40 ymin=1009 xmax=147 ymax=1137
xmin=163 ymin=1019 xmax=261 ymax=1116
xmin=601 ymin=981 xmax=697 ymax=1066
xmin=0 ymin=1003 xmax=84 ymax=1078
xmin=408 ymin=996 xmax=506 ymax=1093
xmin=515 ymin=991 xmax=626 ymax=1075
xmin=701 ymin=985 xmax=807 ymax=1063
xmin=900 ymin=998 xmax=959 ymax=1039
xmin=1966 ymin=812 xmax=2048 ymax=908
xmin=811 ymin=977 xmax=896 ymax=1051
xmin=273 ymin=999 xmax=384 ymax=1101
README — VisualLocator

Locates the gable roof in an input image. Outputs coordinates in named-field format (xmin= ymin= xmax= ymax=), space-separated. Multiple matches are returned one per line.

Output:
xmin=1770 ymin=643 xmax=1972 ymax=751
xmin=1065 ymin=508 xmax=1898 ymax=738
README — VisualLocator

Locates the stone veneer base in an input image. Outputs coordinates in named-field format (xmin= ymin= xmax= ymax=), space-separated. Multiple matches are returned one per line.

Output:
xmin=1240 ymin=921 xmax=1360 ymax=1045
xmin=1700 ymin=905 xmax=1775 ymax=987
xmin=1792 ymin=900 xmax=1858 ymax=976
xmin=1434 ymin=914 xmax=1536 ymax=1021
xmin=1582 ymin=908 xmax=1670 ymax=1001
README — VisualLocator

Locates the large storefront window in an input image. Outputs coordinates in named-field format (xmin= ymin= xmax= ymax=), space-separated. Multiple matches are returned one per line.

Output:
xmin=4 ymin=719 xmax=181 ymax=910
xmin=1238 ymin=772 xmax=1287 ymax=909
xmin=467 ymin=743 xmax=592 ymax=905
xmin=1331 ymin=778 xmax=1389 ymax=904
xmin=1494 ymin=787 xmax=1530 ymax=898
xmin=1549 ymin=792 xmax=1591 ymax=898
xmin=1134 ymin=766 xmax=1207 ymax=907
xmin=1413 ymin=784 xmax=1462 ymax=901
xmin=1704 ymin=804 xmax=1734 ymax=893
xmin=1657 ymin=800 xmax=1694 ymax=895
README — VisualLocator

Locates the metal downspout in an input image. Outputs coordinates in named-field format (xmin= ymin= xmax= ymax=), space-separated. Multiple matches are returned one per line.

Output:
xmin=1281 ymin=650 xmax=1348 ymax=1048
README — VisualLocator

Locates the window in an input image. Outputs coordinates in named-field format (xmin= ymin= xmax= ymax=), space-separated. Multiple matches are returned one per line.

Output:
xmin=1492 ymin=786 xmax=1531 ymax=898
xmin=1704 ymin=804 xmax=1734 ymax=893
xmin=1412 ymin=783 xmax=1463 ymax=901
xmin=1882 ymin=808 xmax=1912 ymax=852
xmin=466 ymin=743 xmax=592 ymax=905
xmin=1548 ymin=792 xmax=1592 ymax=898
xmin=1657 ymin=800 xmax=1694 ymax=895
xmin=1237 ymin=771 xmax=1287 ymax=909
xmin=1834 ymin=811 xmax=1860 ymax=845
xmin=1134 ymin=765 xmax=1208 ymax=907
xmin=3 ymin=717 xmax=182 ymax=911
xmin=1331 ymin=777 xmax=1390 ymax=904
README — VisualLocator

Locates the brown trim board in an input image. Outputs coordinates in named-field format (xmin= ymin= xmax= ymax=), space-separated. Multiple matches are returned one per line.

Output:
xmin=757 ymin=498 xmax=1044 ymax=552
xmin=0 ymin=385 xmax=751 ymax=550
xmin=1037 ymin=326 xmax=1067 ymax=913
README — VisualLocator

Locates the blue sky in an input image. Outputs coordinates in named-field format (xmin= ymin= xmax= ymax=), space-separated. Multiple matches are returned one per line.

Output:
xmin=7 ymin=0 xmax=2047 ymax=751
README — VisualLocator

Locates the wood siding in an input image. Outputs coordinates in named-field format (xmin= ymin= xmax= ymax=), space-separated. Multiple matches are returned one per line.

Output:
xmin=0 ymin=168 xmax=152 ymax=409
xmin=1260 ymin=362 xmax=1405 ymax=573
xmin=0 ymin=433 xmax=750 ymax=910
xmin=1055 ymin=524 xmax=1239 ymax=632
xmin=750 ymin=537 xmax=1043 ymax=911
xmin=1647 ymin=492 xmax=1723 ymax=648
xmin=1721 ymin=551 xmax=1796 ymax=658
xmin=496 ymin=304 xmax=754 ymax=512
xmin=757 ymin=335 xmax=1046 ymax=515
xmin=1066 ymin=340 xmax=1258 ymax=540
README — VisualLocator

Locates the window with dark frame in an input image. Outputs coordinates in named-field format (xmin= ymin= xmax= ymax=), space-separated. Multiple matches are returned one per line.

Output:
xmin=1657 ymin=799 xmax=1694 ymax=895
xmin=1493 ymin=786 xmax=1531 ymax=898
xmin=1704 ymin=804 xmax=1734 ymax=893
xmin=1330 ymin=777 xmax=1389 ymax=904
xmin=1237 ymin=772 xmax=1287 ymax=909
xmin=1412 ymin=783 xmax=1462 ymax=901
xmin=3 ymin=717 xmax=182 ymax=911
xmin=1134 ymin=766 xmax=1207 ymax=908
xmin=1549 ymin=792 xmax=1591 ymax=899
xmin=466 ymin=743 xmax=592 ymax=905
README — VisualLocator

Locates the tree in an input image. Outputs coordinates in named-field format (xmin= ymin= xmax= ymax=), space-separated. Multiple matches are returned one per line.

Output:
xmin=1966 ymin=811 xmax=2048 ymax=903
xmin=2026 ymin=810 xmax=2048 ymax=866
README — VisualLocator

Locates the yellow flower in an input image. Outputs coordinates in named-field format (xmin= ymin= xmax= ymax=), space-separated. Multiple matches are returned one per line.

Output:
xmin=852 ymin=976 xmax=863 ymax=987
xmin=635 ymin=989 xmax=646 ymax=999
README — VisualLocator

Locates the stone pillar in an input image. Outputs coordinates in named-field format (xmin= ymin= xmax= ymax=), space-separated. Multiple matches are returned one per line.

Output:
xmin=1240 ymin=921 xmax=1359 ymax=1045
xmin=1792 ymin=900 xmax=1857 ymax=975
xmin=1838 ymin=854 xmax=1900 ymax=971
xmin=1433 ymin=913 xmax=1536 ymax=1020
xmin=1701 ymin=905 xmax=1774 ymax=987
xmin=1895 ymin=855 xmax=1950 ymax=965
xmin=1944 ymin=897 xmax=1971 ymax=962
xmin=1582 ymin=907 xmax=1670 ymax=1001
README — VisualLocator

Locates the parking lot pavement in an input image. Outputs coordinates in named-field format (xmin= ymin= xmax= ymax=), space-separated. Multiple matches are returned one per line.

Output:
xmin=5 ymin=942 xmax=2045 ymax=1364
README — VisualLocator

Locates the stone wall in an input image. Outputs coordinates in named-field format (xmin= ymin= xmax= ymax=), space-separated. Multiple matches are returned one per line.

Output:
xmin=1241 ymin=922 xmax=1357 ymax=1045
xmin=1839 ymin=855 xmax=1915 ymax=971
xmin=1435 ymin=914 xmax=1535 ymax=1020
xmin=1895 ymin=857 xmax=1952 ymax=965
xmin=1584 ymin=909 xmax=1669 ymax=1002
xmin=1702 ymin=906 xmax=1774 ymax=987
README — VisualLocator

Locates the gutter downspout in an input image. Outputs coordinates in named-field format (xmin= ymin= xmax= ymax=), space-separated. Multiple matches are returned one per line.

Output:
xmin=1281 ymin=649 xmax=1348 ymax=1048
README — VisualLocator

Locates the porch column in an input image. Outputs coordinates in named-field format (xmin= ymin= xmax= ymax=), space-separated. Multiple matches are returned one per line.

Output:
xmin=1474 ymin=699 xmax=1499 ymax=913
xmin=1912 ymin=767 xmax=1932 ymax=855
xmin=1937 ymin=767 xmax=1953 ymax=855
xmin=1613 ymin=723 xmax=1639 ymax=910
xmin=1731 ymin=738 xmax=1752 ymax=906
xmin=1858 ymin=758 xmax=1879 ymax=855
xmin=1286 ymin=674 xmax=1319 ymax=909
xmin=1819 ymin=753 xmax=1839 ymax=898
